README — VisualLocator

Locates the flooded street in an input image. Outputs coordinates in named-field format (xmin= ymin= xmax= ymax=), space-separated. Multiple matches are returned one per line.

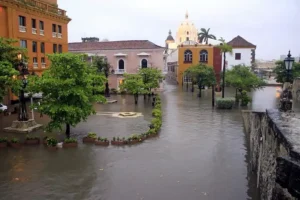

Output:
xmin=0 ymin=84 xmax=279 ymax=200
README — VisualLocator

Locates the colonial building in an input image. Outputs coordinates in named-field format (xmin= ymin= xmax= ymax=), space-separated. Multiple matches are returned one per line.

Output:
xmin=0 ymin=0 xmax=70 ymax=104
xmin=68 ymin=38 xmax=165 ymax=89
xmin=224 ymin=35 xmax=256 ymax=70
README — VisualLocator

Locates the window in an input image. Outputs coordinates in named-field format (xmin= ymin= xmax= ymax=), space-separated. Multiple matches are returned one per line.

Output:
xmin=235 ymin=53 xmax=241 ymax=60
xmin=52 ymin=24 xmax=56 ymax=32
xmin=41 ymin=57 xmax=45 ymax=63
xmin=53 ymin=44 xmax=57 ymax=53
xmin=141 ymin=59 xmax=148 ymax=68
xmin=20 ymin=40 xmax=27 ymax=48
xmin=183 ymin=76 xmax=192 ymax=83
xmin=58 ymin=25 xmax=62 ymax=33
xmin=118 ymin=59 xmax=124 ymax=70
xmin=58 ymin=44 xmax=62 ymax=53
xmin=184 ymin=50 xmax=192 ymax=63
xmin=33 ymin=57 xmax=37 ymax=63
xmin=199 ymin=50 xmax=208 ymax=63
xmin=19 ymin=16 xmax=26 ymax=26
xmin=187 ymin=31 xmax=189 ymax=35
xmin=41 ymin=42 xmax=45 ymax=53
xmin=39 ymin=21 xmax=44 ymax=30
xmin=32 ymin=41 xmax=37 ymax=52
xmin=32 ymin=19 xmax=36 ymax=28
xmin=186 ymin=37 xmax=189 ymax=41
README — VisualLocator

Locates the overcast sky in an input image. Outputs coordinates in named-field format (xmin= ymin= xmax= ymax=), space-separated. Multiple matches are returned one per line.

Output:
xmin=59 ymin=0 xmax=300 ymax=60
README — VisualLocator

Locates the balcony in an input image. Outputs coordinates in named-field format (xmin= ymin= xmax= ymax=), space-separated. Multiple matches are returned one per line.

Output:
xmin=57 ymin=33 xmax=62 ymax=38
xmin=19 ymin=26 xmax=26 ymax=33
xmin=15 ymin=0 xmax=68 ymax=18
xmin=52 ymin=32 xmax=57 ymax=38
xmin=41 ymin=63 xmax=46 ymax=68
xmin=40 ymin=30 xmax=44 ymax=36
xmin=32 ymin=28 xmax=37 ymax=34
xmin=115 ymin=69 xmax=125 ymax=74
xmin=33 ymin=63 xmax=38 ymax=68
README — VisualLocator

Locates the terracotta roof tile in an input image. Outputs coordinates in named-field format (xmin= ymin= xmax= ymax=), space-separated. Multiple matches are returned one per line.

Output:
xmin=227 ymin=36 xmax=256 ymax=48
xmin=68 ymin=40 xmax=164 ymax=51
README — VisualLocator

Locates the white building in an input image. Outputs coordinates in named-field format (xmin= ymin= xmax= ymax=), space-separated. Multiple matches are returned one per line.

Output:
xmin=223 ymin=36 xmax=256 ymax=70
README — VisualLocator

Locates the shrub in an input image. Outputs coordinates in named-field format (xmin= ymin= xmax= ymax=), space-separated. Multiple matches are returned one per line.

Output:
xmin=47 ymin=137 xmax=58 ymax=147
xmin=64 ymin=138 xmax=77 ymax=143
xmin=11 ymin=138 xmax=19 ymax=143
xmin=147 ymin=129 xmax=156 ymax=135
xmin=87 ymin=132 xmax=97 ymax=139
xmin=97 ymin=137 xmax=108 ymax=142
xmin=152 ymin=109 xmax=162 ymax=118
xmin=0 ymin=137 xmax=8 ymax=143
xmin=216 ymin=98 xmax=235 ymax=109
xmin=110 ymin=88 xmax=118 ymax=94
xmin=240 ymin=90 xmax=251 ymax=106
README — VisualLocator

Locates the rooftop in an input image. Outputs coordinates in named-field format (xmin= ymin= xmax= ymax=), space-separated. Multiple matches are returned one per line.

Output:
xmin=69 ymin=40 xmax=164 ymax=51
xmin=227 ymin=35 xmax=256 ymax=48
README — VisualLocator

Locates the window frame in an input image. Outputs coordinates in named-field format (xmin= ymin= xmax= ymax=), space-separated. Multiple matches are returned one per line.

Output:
xmin=141 ymin=59 xmax=148 ymax=68
xmin=32 ymin=41 xmax=37 ymax=53
xmin=58 ymin=25 xmax=62 ymax=33
xmin=52 ymin=24 xmax=56 ymax=32
xmin=199 ymin=50 xmax=208 ymax=63
xmin=39 ymin=21 xmax=44 ymax=30
xmin=40 ymin=42 xmax=45 ymax=53
xmin=58 ymin=44 xmax=62 ymax=53
xmin=33 ymin=57 xmax=38 ymax=63
xmin=184 ymin=49 xmax=193 ymax=63
xmin=31 ymin=18 xmax=36 ymax=29
xmin=19 ymin=16 xmax=26 ymax=26
xmin=20 ymin=40 xmax=27 ymax=48
xmin=53 ymin=44 xmax=57 ymax=53
xmin=118 ymin=59 xmax=125 ymax=70
xmin=235 ymin=53 xmax=241 ymax=60
xmin=41 ymin=57 xmax=45 ymax=64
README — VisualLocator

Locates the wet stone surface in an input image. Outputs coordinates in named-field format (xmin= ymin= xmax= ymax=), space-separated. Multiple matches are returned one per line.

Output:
xmin=0 ymin=85 xmax=279 ymax=200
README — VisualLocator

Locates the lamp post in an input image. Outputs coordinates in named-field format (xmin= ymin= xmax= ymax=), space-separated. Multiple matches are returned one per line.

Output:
xmin=284 ymin=50 xmax=295 ymax=83
xmin=16 ymin=53 xmax=29 ymax=121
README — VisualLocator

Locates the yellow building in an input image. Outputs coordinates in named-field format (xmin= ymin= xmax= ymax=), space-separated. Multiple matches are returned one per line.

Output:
xmin=177 ymin=41 xmax=222 ymax=86
xmin=176 ymin=11 xmax=198 ymax=44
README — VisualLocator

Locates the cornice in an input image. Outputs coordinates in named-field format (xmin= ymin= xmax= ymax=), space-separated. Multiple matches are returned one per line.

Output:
xmin=0 ymin=0 xmax=71 ymax=24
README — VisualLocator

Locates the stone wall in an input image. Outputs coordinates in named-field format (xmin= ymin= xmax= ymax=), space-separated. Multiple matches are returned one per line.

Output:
xmin=242 ymin=109 xmax=300 ymax=200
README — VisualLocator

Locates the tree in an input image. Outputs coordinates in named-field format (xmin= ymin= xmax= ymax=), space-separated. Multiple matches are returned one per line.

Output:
xmin=273 ymin=60 xmax=300 ymax=84
xmin=184 ymin=64 xmax=216 ymax=97
xmin=217 ymin=38 xmax=233 ymax=98
xmin=138 ymin=68 xmax=163 ymax=97
xmin=226 ymin=65 xmax=265 ymax=106
xmin=0 ymin=37 xmax=27 ymax=102
xmin=92 ymin=56 xmax=111 ymax=97
xmin=28 ymin=53 xmax=106 ymax=138
xmin=119 ymin=74 xmax=146 ymax=104
xmin=198 ymin=28 xmax=216 ymax=44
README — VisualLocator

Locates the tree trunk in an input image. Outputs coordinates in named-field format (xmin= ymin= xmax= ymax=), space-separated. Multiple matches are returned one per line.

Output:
xmin=134 ymin=94 xmax=138 ymax=104
xmin=191 ymin=83 xmax=194 ymax=93
xmin=222 ymin=52 xmax=226 ymax=98
xmin=66 ymin=123 xmax=70 ymax=138
xmin=144 ymin=94 xmax=146 ymax=100
xmin=212 ymin=85 xmax=215 ymax=107
xmin=105 ymin=82 xmax=110 ymax=97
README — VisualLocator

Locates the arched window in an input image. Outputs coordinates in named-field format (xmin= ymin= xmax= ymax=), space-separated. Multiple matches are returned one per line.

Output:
xmin=118 ymin=59 xmax=124 ymax=70
xmin=184 ymin=50 xmax=192 ymax=63
xmin=141 ymin=59 xmax=148 ymax=68
xmin=187 ymin=31 xmax=189 ymax=35
xmin=199 ymin=50 xmax=208 ymax=63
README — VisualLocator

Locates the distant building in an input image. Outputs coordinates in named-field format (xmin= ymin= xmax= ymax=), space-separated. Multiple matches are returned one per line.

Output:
xmin=69 ymin=39 xmax=165 ymax=89
xmin=223 ymin=36 xmax=256 ymax=70
xmin=280 ymin=54 xmax=300 ymax=62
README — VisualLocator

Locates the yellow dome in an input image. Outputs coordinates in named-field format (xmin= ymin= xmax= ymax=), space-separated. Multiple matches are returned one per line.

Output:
xmin=176 ymin=11 xmax=198 ymax=44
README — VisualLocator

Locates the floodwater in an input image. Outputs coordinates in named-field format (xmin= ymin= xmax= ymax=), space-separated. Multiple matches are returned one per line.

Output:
xmin=0 ymin=83 xmax=279 ymax=200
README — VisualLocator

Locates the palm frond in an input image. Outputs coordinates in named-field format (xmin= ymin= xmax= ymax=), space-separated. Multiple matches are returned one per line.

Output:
xmin=209 ymin=34 xmax=216 ymax=40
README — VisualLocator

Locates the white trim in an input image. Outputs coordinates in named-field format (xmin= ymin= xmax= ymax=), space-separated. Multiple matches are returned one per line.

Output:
xmin=116 ymin=58 xmax=126 ymax=74
xmin=137 ymin=52 xmax=150 ymax=56
xmin=114 ymin=53 xmax=127 ymax=57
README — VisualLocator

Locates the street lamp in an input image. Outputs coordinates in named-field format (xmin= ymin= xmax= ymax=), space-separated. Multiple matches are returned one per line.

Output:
xmin=284 ymin=50 xmax=295 ymax=83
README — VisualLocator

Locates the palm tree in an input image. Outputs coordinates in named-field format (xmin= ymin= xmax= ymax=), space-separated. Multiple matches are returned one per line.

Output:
xmin=198 ymin=28 xmax=216 ymax=44
xmin=217 ymin=37 xmax=233 ymax=98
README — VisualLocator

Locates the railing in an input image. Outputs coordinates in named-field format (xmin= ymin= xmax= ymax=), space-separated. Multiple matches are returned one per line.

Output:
xmin=41 ymin=63 xmax=46 ymax=68
xmin=115 ymin=69 xmax=125 ymax=74
xmin=33 ymin=63 xmax=38 ymax=68
xmin=32 ymin=28 xmax=37 ymax=34
xmin=19 ymin=26 xmax=26 ymax=32
xmin=52 ymin=32 xmax=57 ymax=38
xmin=15 ymin=0 xmax=67 ymax=17
xmin=40 ymin=30 xmax=44 ymax=36
xmin=57 ymin=33 xmax=62 ymax=38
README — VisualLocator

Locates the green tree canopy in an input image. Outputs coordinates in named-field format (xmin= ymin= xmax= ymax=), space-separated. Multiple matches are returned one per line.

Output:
xmin=273 ymin=60 xmax=300 ymax=83
xmin=217 ymin=38 xmax=233 ymax=55
xmin=184 ymin=64 xmax=216 ymax=86
xmin=119 ymin=74 xmax=146 ymax=104
xmin=198 ymin=28 xmax=216 ymax=44
xmin=226 ymin=65 xmax=265 ymax=92
xmin=138 ymin=68 xmax=163 ymax=94
xmin=28 ymin=53 xmax=106 ymax=138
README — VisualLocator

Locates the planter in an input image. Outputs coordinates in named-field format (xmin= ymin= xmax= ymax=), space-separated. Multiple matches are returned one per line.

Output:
xmin=63 ymin=142 xmax=78 ymax=148
xmin=10 ymin=143 xmax=22 ymax=149
xmin=25 ymin=139 xmax=40 ymax=145
xmin=127 ymin=140 xmax=141 ymax=145
xmin=0 ymin=142 xmax=8 ymax=148
xmin=111 ymin=140 xmax=125 ymax=145
xmin=95 ymin=141 xmax=109 ymax=146
xmin=47 ymin=146 xmax=58 ymax=151
xmin=82 ymin=137 xmax=96 ymax=143
xmin=147 ymin=133 xmax=158 ymax=138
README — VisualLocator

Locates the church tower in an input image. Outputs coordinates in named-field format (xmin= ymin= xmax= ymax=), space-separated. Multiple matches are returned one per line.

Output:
xmin=165 ymin=30 xmax=175 ymax=49
xmin=176 ymin=11 xmax=198 ymax=44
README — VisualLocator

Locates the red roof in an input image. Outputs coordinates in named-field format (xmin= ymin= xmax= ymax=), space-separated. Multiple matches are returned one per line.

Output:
xmin=68 ymin=40 xmax=164 ymax=51
xmin=227 ymin=36 xmax=256 ymax=48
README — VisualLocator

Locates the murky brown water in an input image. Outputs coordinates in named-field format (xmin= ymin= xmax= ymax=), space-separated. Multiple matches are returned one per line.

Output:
xmin=0 ymin=84 xmax=279 ymax=200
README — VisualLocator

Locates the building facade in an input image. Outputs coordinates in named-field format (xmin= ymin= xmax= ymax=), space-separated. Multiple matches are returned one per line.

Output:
xmin=69 ymin=39 xmax=165 ymax=89
xmin=0 ymin=0 xmax=70 ymax=104
xmin=223 ymin=36 xmax=256 ymax=70
xmin=0 ymin=0 xmax=70 ymax=75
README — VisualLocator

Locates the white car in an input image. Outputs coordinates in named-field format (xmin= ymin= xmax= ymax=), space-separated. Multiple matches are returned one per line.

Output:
xmin=0 ymin=103 xmax=8 ymax=112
